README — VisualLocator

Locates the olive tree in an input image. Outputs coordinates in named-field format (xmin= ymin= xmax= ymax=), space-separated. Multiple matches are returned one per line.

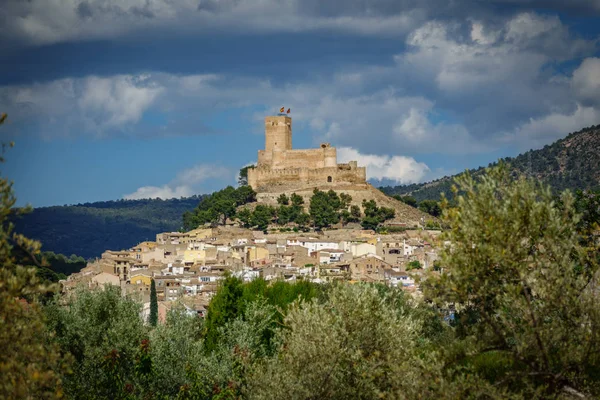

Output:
xmin=248 ymin=284 xmax=502 ymax=399
xmin=424 ymin=165 xmax=600 ymax=398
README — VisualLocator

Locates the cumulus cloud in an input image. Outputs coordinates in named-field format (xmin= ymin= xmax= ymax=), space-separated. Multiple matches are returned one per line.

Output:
xmin=123 ymin=164 xmax=231 ymax=200
xmin=0 ymin=74 xmax=164 ymax=136
xmin=78 ymin=75 xmax=163 ymax=128
xmin=572 ymin=57 xmax=600 ymax=107
xmin=337 ymin=147 xmax=430 ymax=183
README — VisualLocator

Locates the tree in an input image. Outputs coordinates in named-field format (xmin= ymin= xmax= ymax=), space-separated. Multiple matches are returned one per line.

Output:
xmin=149 ymin=279 xmax=158 ymax=327
xmin=250 ymin=205 xmax=275 ymax=231
xmin=277 ymin=194 xmax=289 ymax=205
xmin=406 ymin=260 xmax=422 ymax=270
xmin=184 ymin=186 xmax=256 ymax=230
xmin=349 ymin=205 xmax=362 ymax=222
xmin=339 ymin=210 xmax=351 ymax=226
xmin=238 ymin=165 xmax=255 ymax=186
xmin=295 ymin=212 xmax=310 ymax=228
xmin=290 ymin=193 xmax=304 ymax=207
xmin=326 ymin=190 xmax=342 ymax=210
xmin=360 ymin=199 xmax=395 ymax=230
xmin=236 ymin=208 xmax=252 ymax=228
xmin=45 ymin=286 xmax=146 ymax=399
xmin=309 ymin=189 xmax=340 ymax=229
xmin=0 ymin=115 xmax=68 ymax=399
xmin=234 ymin=185 xmax=257 ymax=205
xmin=396 ymin=195 xmax=418 ymax=208
xmin=424 ymin=164 xmax=600 ymax=398
xmin=248 ymin=285 xmax=493 ymax=399
xmin=276 ymin=205 xmax=292 ymax=225
xmin=339 ymin=193 xmax=352 ymax=209
xmin=203 ymin=275 xmax=247 ymax=352
xmin=418 ymin=200 xmax=442 ymax=217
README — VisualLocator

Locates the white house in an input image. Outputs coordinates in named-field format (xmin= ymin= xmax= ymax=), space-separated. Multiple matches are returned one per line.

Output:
xmin=286 ymin=238 xmax=340 ymax=253
xmin=350 ymin=242 xmax=376 ymax=257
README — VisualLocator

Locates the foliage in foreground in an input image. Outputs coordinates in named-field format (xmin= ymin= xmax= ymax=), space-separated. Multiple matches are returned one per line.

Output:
xmin=0 ymin=117 xmax=68 ymax=398
xmin=248 ymin=284 xmax=505 ymax=399
xmin=6 ymin=150 xmax=600 ymax=398
xmin=424 ymin=164 xmax=600 ymax=398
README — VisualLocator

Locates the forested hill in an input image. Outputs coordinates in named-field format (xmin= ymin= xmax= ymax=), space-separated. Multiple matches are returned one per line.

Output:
xmin=380 ymin=124 xmax=600 ymax=202
xmin=13 ymin=196 xmax=203 ymax=259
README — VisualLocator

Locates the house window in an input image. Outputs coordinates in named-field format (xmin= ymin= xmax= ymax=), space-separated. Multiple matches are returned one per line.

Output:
xmin=327 ymin=176 xmax=332 ymax=183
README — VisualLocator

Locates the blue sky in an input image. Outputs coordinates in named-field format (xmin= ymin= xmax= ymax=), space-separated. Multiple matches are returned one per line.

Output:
xmin=0 ymin=0 xmax=599 ymax=207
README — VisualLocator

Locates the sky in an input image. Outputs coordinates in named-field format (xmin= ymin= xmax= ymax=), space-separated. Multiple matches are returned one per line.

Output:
xmin=0 ymin=0 xmax=599 ymax=207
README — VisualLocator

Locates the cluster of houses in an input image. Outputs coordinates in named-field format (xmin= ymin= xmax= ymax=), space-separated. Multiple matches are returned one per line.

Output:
xmin=62 ymin=226 xmax=440 ymax=319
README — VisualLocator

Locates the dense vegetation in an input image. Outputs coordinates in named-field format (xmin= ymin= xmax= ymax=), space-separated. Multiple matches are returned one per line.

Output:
xmin=185 ymin=188 xmax=394 ymax=232
xmin=182 ymin=186 xmax=257 ymax=230
xmin=4 ymin=151 xmax=600 ymax=398
xmin=14 ymin=196 xmax=202 ymax=258
xmin=35 ymin=252 xmax=86 ymax=282
xmin=381 ymin=124 xmax=600 ymax=202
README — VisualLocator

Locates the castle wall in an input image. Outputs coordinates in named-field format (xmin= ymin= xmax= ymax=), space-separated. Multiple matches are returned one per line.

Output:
xmin=272 ymin=149 xmax=327 ymax=169
xmin=249 ymin=164 xmax=366 ymax=190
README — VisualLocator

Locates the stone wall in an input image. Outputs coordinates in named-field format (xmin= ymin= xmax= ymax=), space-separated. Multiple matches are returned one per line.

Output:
xmin=248 ymin=164 xmax=366 ymax=191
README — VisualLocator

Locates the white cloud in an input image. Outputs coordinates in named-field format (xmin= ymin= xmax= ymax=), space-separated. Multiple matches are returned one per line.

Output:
xmin=508 ymin=105 xmax=600 ymax=150
xmin=173 ymin=164 xmax=230 ymax=186
xmin=123 ymin=163 xmax=231 ymax=200
xmin=78 ymin=75 xmax=163 ymax=128
xmin=572 ymin=57 xmax=600 ymax=107
xmin=337 ymin=147 xmax=430 ymax=183
xmin=392 ymin=107 xmax=485 ymax=154
xmin=0 ymin=74 xmax=165 ymax=136
xmin=124 ymin=185 xmax=193 ymax=200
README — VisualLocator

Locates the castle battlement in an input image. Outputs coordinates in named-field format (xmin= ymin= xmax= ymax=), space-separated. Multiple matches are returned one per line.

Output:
xmin=248 ymin=116 xmax=366 ymax=190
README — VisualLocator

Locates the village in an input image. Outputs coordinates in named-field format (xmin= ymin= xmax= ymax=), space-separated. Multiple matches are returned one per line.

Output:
xmin=62 ymin=225 xmax=441 ymax=319
xmin=61 ymin=114 xmax=442 ymax=319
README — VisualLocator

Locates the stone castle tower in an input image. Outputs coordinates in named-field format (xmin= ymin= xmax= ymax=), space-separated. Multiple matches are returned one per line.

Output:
xmin=247 ymin=115 xmax=366 ymax=191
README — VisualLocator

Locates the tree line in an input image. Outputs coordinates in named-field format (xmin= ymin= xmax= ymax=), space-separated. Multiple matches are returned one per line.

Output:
xmin=183 ymin=187 xmax=396 ymax=232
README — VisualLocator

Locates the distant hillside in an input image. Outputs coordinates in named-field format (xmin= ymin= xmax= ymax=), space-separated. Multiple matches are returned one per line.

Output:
xmin=380 ymin=125 xmax=600 ymax=201
xmin=13 ymin=196 xmax=203 ymax=259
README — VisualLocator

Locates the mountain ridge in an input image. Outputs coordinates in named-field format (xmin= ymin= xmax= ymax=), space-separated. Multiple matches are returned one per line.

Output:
xmin=380 ymin=124 xmax=600 ymax=201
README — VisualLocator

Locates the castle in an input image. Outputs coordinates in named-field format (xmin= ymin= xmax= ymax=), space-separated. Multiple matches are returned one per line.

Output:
xmin=247 ymin=116 xmax=367 ymax=191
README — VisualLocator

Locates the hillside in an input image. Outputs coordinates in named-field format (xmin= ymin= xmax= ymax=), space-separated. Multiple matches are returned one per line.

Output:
xmin=13 ymin=196 xmax=203 ymax=259
xmin=380 ymin=125 xmax=600 ymax=201
xmin=254 ymin=182 xmax=434 ymax=226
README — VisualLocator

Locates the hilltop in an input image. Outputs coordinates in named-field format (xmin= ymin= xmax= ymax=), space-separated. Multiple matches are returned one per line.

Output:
xmin=380 ymin=125 xmax=600 ymax=201
xmin=253 ymin=182 xmax=432 ymax=226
